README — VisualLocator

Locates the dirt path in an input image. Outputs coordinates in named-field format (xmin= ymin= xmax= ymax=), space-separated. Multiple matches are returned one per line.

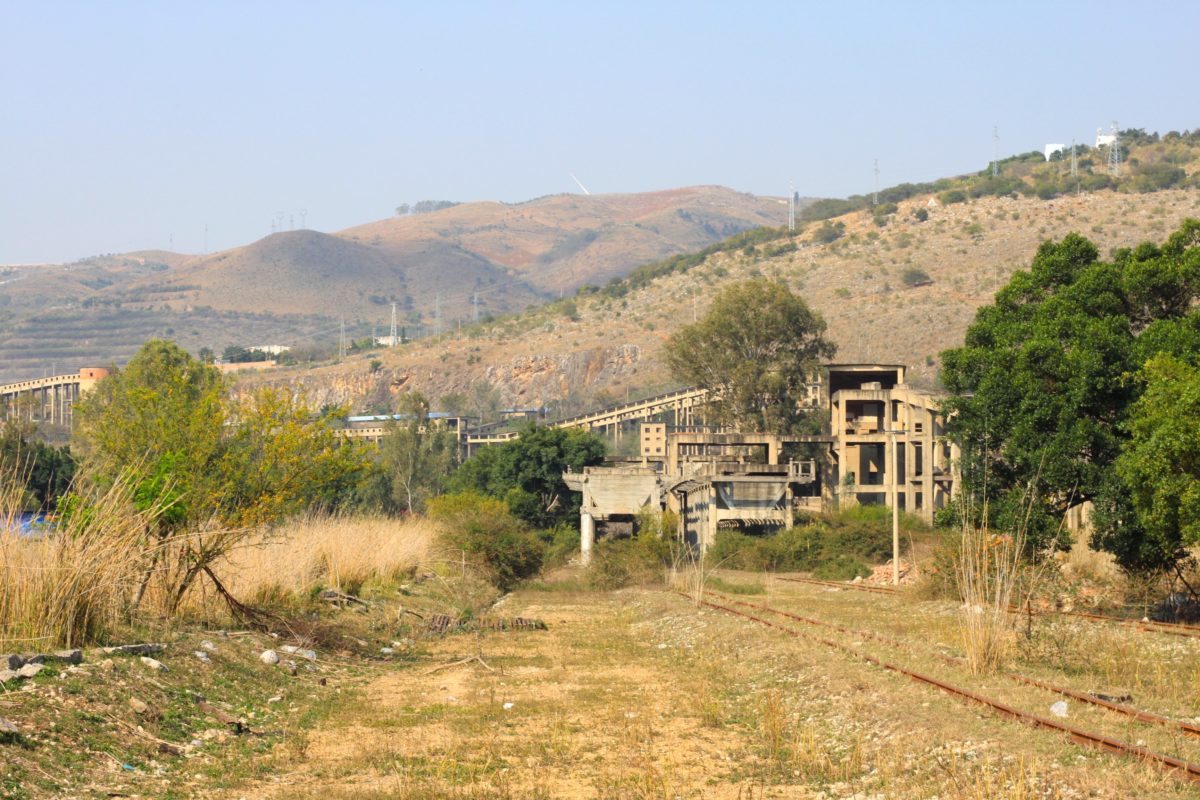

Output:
xmin=224 ymin=586 xmax=1200 ymax=800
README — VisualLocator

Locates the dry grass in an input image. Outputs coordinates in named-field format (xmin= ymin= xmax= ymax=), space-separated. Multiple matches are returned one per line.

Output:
xmin=956 ymin=522 xmax=1025 ymax=675
xmin=208 ymin=514 xmax=437 ymax=606
xmin=0 ymin=472 xmax=152 ymax=649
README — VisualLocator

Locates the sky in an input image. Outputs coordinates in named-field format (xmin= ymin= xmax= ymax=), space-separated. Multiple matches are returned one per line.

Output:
xmin=3 ymin=1 xmax=1199 ymax=263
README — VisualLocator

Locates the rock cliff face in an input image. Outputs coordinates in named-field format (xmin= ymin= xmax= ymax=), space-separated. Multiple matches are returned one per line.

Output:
xmin=242 ymin=343 xmax=651 ymax=412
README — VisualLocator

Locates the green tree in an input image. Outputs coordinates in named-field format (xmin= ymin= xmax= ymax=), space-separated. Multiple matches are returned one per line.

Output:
xmin=940 ymin=220 xmax=1200 ymax=567
xmin=447 ymin=424 xmax=606 ymax=527
xmin=0 ymin=418 xmax=76 ymax=512
xmin=662 ymin=279 xmax=836 ymax=434
xmin=427 ymin=492 xmax=544 ymax=592
xmin=75 ymin=340 xmax=368 ymax=612
xmin=377 ymin=393 xmax=459 ymax=513
xmin=1114 ymin=355 xmax=1200 ymax=572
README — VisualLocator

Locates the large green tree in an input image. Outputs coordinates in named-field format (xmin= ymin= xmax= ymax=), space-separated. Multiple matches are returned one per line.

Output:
xmin=0 ymin=418 xmax=76 ymax=512
xmin=447 ymin=424 xmax=606 ymax=527
xmin=1115 ymin=355 xmax=1200 ymax=572
xmin=663 ymin=279 xmax=836 ymax=434
xmin=940 ymin=220 xmax=1200 ymax=569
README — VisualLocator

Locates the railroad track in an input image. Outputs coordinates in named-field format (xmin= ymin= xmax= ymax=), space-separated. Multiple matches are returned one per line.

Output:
xmin=708 ymin=590 xmax=1200 ymax=739
xmin=688 ymin=590 xmax=1200 ymax=784
xmin=776 ymin=575 xmax=1200 ymax=638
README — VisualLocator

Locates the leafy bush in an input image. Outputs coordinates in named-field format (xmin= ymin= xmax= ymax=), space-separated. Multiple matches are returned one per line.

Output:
xmin=708 ymin=507 xmax=915 ymax=576
xmin=913 ymin=208 xmax=929 ymax=222
xmin=427 ymin=492 xmax=545 ymax=592
xmin=901 ymin=267 xmax=932 ymax=286
xmin=938 ymin=189 xmax=967 ymax=205
xmin=811 ymin=221 xmax=845 ymax=244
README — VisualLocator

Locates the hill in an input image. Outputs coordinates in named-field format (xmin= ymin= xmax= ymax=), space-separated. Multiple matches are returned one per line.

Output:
xmin=243 ymin=185 xmax=1200 ymax=415
xmin=0 ymin=186 xmax=788 ymax=382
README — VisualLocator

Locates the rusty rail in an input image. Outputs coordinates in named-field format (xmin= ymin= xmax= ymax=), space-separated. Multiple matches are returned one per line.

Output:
xmin=687 ymin=591 xmax=1200 ymax=783
xmin=708 ymin=590 xmax=1200 ymax=739
xmin=776 ymin=575 xmax=1200 ymax=638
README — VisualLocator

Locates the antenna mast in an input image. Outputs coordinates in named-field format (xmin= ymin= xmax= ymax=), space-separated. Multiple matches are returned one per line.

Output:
xmin=1108 ymin=121 xmax=1121 ymax=177
xmin=992 ymin=126 xmax=1000 ymax=177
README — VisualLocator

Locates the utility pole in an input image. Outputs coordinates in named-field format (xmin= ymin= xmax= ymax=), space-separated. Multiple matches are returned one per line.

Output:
xmin=434 ymin=293 xmax=441 ymax=336
xmin=888 ymin=426 xmax=902 ymax=586
xmin=1108 ymin=121 xmax=1121 ymax=177
xmin=788 ymin=184 xmax=796 ymax=232
xmin=992 ymin=126 xmax=1000 ymax=177
xmin=1070 ymin=138 xmax=1079 ymax=195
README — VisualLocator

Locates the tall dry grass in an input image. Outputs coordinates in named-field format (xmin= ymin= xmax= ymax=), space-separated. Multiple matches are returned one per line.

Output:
xmin=956 ymin=520 xmax=1025 ymax=675
xmin=0 ymin=472 xmax=153 ymax=649
xmin=200 ymin=515 xmax=437 ymax=608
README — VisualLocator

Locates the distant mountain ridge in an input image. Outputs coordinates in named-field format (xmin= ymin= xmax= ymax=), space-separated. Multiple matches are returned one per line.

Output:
xmin=0 ymin=185 xmax=792 ymax=382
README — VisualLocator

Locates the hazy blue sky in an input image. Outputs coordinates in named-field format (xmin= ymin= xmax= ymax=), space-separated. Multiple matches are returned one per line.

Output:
xmin=3 ymin=1 xmax=1198 ymax=263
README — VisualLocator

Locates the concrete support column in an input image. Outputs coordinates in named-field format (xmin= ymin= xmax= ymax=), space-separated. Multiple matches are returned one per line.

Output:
xmin=580 ymin=512 xmax=595 ymax=567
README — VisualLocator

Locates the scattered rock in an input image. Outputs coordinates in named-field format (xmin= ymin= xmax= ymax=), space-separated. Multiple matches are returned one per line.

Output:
xmin=279 ymin=645 xmax=317 ymax=661
xmin=380 ymin=647 xmax=395 ymax=656
xmin=0 ymin=717 xmax=18 ymax=734
xmin=1050 ymin=701 xmax=1069 ymax=718
xmin=193 ymin=650 xmax=211 ymax=663
xmin=502 ymin=702 xmax=514 ymax=710
xmin=267 ymin=695 xmax=282 ymax=704
xmin=200 ymin=641 xmax=217 ymax=652
xmin=1 ymin=654 xmax=23 ymax=670
xmin=49 ymin=649 xmax=83 ymax=665
xmin=259 ymin=650 xmax=280 ymax=665
xmin=282 ymin=659 xmax=298 ymax=676
xmin=0 ymin=670 xmax=17 ymax=683
xmin=139 ymin=657 xmax=168 ymax=673
xmin=99 ymin=659 xmax=116 ymax=672
xmin=129 ymin=698 xmax=149 ymax=714
xmin=16 ymin=663 xmax=43 ymax=679
xmin=101 ymin=643 xmax=165 ymax=656
xmin=22 ymin=654 xmax=45 ymax=665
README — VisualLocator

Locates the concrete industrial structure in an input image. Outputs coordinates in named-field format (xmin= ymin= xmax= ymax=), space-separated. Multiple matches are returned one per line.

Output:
xmin=561 ymin=363 xmax=958 ymax=561
xmin=0 ymin=368 xmax=110 ymax=428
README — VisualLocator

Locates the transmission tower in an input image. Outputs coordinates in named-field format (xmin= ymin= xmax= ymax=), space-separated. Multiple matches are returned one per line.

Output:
xmin=872 ymin=160 xmax=879 ymax=206
xmin=472 ymin=292 xmax=480 ymax=323
xmin=338 ymin=318 xmax=347 ymax=361
xmin=992 ymin=126 xmax=1000 ymax=177
xmin=434 ymin=293 xmax=441 ymax=335
xmin=787 ymin=184 xmax=796 ymax=232
xmin=1108 ymin=121 xmax=1121 ymax=177
xmin=389 ymin=302 xmax=398 ymax=345
xmin=1070 ymin=138 xmax=1079 ymax=194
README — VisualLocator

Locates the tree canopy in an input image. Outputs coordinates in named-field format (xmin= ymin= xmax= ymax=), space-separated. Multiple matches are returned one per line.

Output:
xmin=75 ymin=340 xmax=368 ymax=611
xmin=663 ymin=279 xmax=836 ymax=434
xmin=446 ymin=424 xmax=606 ymax=528
xmin=940 ymin=220 xmax=1200 ymax=570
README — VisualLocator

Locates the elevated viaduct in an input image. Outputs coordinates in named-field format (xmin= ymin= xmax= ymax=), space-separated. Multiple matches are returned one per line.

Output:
xmin=0 ymin=368 xmax=110 ymax=428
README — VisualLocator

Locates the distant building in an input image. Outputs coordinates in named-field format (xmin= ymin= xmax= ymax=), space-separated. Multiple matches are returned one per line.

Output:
xmin=251 ymin=345 xmax=291 ymax=356
xmin=1096 ymin=129 xmax=1117 ymax=148
xmin=1044 ymin=143 xmax=1066 ymax=161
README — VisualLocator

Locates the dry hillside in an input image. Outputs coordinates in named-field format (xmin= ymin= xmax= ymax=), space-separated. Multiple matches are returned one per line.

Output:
xmin=243 ymin=187 xmax=1200 ymax=413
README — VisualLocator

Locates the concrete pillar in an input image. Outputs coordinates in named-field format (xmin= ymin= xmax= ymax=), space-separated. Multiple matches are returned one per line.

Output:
xmin=580 ymin=512 xmax=595 ymax=567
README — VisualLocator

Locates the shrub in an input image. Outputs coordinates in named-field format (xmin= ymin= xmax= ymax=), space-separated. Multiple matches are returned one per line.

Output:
xmin=427 ymin=492 xmax=545 ymax=592
xmin=901 ymin=267 xmax=932 ymax=286
xmin=913 ymin=208 xmax=929 ymax=222
xmin=938 ymin=189 xmax=967 ymax=205
xmin=811 ymin=221 xmax=845 ymax=244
